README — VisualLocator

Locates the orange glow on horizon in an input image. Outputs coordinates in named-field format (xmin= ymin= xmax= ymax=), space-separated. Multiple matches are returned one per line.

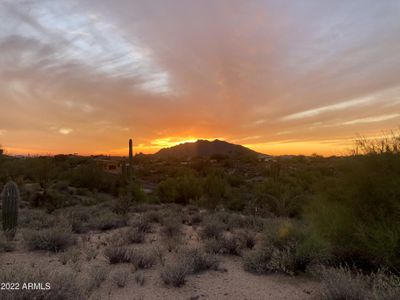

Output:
xmin=3 ymin=136 xmax=355 ymax=157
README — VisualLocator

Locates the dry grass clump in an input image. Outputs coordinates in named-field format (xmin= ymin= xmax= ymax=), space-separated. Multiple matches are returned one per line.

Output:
xmin=104 ymin=246 xmax=131 ymax=264
xmin=161 ymin=217 xmax=182 ymax=238
xmin=317 ymin=265 xmax=369 ymax=300
xmin=23 ymin=227 xmax=76 ymax=252
xmin=125 ymin=227 xmax=145 ymax=244
xmin=19 ymin=209 xmax=57 ymax=230
xmin=160 ymin=262 xmax=189 ymax=287
xmin=204 ymin=235 xmax=241 ymax=255
xmin=143 ymin=210 xmax=163 ymax=223
xmin=181 ymin=248 xmax=219 ymax=274
xmin=0 ymin=265 xmax=84 ymax=300
xmin=160 ymin=247 xmax=218 ymax=288
xmin=201 ymin=220 xmax=225 ymax=239
xmin=104 ymin=246 xmax=156 ymax=269
xmin=86 ymin=265 xmax=109 ymax=292
xmin=129 ymin=248 xmax=157 ymax=269
xmin=134 ymin=271 xmax=145 ymax=286
xmin=88 ymin=211 xmax=126 ymax=231
xmin=237 ymin=230 xmax=256 ymax=249
xmin=111 ymin=269 xmax=130 ymax=288
xmin=131 ymin=216 xmax=152 ymax=233
xmin=315 ymin=266 xmax=400 ymax=300
xmin=59 ymin=248 xmax=80 ymax=265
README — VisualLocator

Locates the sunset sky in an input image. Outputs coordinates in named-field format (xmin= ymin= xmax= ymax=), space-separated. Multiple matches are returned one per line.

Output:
xmin=1 ymin=0 xmax=400 ymax=156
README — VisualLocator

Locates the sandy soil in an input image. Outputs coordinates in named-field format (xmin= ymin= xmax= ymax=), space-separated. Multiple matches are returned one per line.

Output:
xmin=0 ymin=216 xmax=320 ymax=300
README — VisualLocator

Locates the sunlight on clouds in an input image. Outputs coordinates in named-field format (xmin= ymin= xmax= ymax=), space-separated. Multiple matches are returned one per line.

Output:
xmin=8 ymin=1 xmax=171 ymax=95
xmin=282 ymin=96 xmax=375 ymax=121
xmin=343 ymin=113 xmax=400 ymax=125
xmin=59 ymin=128 xmax=73 ymax=135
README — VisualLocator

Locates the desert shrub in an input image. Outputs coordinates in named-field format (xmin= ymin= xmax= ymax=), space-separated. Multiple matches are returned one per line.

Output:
xmin=181 ymin=248 xmax=219 ymax=274
xmin=160 ymin=262 xmax=189 ymax=287
xmin=220 ymin=235 xmax=241 ymax=255
xmin=19 ymin=209 xmax=56 ymax=229
xmin=0 ymin=234 xmax=15 ymax=252
xmin=201 ymin=220 xmax=224 ymax=239
xmin=370 ymin=269 xmax=400 ymax=300
xmin=83 ymin=247 xmax=98 ymax=261
xmin=188 ymin=212 xmax=202 ymax=225
xmin=86 ymin=265 xmax=109 ymax=292
xmin=65 ymin=162 xmax=120 ymax=194
xmin=125 ymin=227 xmax=145 ymax=244
xmin=111 ymin=227 xmax=145 ymax=245
xmin=129 ymin=249 xmax=156 ymax=269
xmin=23 ymin=227 xmax=76 ymax=252
xmin=237 ymin=230 xmax=256 ymax=249
xmin=316 ymin=265 xmax=370 ymax=300
xmin=143 ymin=210 xmax=163 ymax=223
xmin=203 ymin=235 xmax=241 ymax=255
xmin=111 ymin=269 xmax=129 ymax=288
xmin=104 ymin=246 xmax=131 ymax=264
xmin=243 ymin=220 xmax=325 ymax=275
xmin=203 ymin=238 xmax=224 ymax=254
xmin=157 ymin=174 xmax=202 ymax=205
xmin=161 ymin=217 xmax=182 ymax=238
xmin=88 ymin=211 xmax=126 ymax=231
xmin=307 ymin=153 xmax=400 ymax=269
xmin=131 ymin=216 xmax=152 ymax=233
xmin=253 ymin=178 xmax=306 ymax=218
xmin=65 ymin=206 xmax=92 ymax=233
xmin=202 ymin=174 xmax=228 ymax=208
xmin=115 ymin=181 xmax=147 ymax=214
xmin=134 ymin=271 xmax=145 ymax=286
xmin=0 ymin=266 xmax=84 ymax=300
xmin=59 ymin=248 xmax=80 ymax=265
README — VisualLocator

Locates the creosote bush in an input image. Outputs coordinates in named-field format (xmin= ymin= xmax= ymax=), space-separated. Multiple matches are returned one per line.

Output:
xmin=160 ymin=262 xmax=189 ymax=287
xmin=181 ymin=248 xmax=219 ymax=274
xmin=243 ymin=220 xmax=325 ymax=275
xmin=315 ymin=265 xmax=400 ymax=300
xmin=111 ymin=269 xmax=130 ymax=288
xmin=161 ymin=217 xmax=182 ymax=238
xmin=104 ymin=246 xmax=131 ymax=264
xmin=23 ymin=227 xmax=76 ymax=252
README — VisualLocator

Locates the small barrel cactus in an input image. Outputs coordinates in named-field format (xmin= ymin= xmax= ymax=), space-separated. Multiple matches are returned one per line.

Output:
xmin=1 ymin=181 xmax=19 ymax=238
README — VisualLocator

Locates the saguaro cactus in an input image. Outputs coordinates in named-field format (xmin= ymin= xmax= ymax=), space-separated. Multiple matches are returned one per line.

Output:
xmin=1 ymin=181 xmax=19 ymax=238
xmin=128 ymin=138 xmax=133 ymax=181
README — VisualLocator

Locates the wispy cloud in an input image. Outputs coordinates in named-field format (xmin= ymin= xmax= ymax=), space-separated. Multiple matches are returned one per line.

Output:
xmin=343 ymin=113 xmax=400 ymax=125
xmin=282 ymin=96 xmax=375 ymax=121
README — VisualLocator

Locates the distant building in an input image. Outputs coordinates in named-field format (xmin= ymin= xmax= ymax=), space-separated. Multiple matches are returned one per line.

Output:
xmin=257 ymin=154 xmax=273 ymax=162
xmin=95 ymin=158 xmax=126 ymax=175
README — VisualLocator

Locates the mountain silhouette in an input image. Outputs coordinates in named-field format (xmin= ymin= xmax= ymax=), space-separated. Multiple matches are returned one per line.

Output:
xmin=155 ymin=139 xmax=266 ymax=159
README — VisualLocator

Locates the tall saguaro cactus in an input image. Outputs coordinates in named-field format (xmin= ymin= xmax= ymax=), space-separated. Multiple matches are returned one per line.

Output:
xmin=1 ymin=181 xmax=19 ymax=238
xmin=128 ymin=138 xmax=134 ymax=181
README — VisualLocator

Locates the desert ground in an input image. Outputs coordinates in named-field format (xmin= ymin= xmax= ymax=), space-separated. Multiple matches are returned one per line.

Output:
xmin=0 ymin=203 xmax=320 ymax=300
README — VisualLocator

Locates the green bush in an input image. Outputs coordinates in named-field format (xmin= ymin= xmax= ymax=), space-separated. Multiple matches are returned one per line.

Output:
xmin=307 ymin=154 xmax=400 ymax=269
xmin=243 ymin=220 xmax=325 ymax=275
xmin=157 ymin=174 xmax=202 ymax=204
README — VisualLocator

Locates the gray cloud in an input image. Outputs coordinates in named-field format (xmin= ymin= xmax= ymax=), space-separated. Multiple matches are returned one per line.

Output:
xmin=1 ymin=0 xmax=400 ymax=155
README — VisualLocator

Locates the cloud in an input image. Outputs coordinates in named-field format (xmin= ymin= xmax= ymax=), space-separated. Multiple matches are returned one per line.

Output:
xmin=343 ymin=113 xmax=400 ymax=125
xmin=59 ymin=128 xmax=73 ymax=135
xmin=0 ymin=0 xmax=400 ymax=155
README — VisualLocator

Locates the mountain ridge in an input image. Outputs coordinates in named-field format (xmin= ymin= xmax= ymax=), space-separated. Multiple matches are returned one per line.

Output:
xmin=155 ymin=139 xmax=267 ymax=158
